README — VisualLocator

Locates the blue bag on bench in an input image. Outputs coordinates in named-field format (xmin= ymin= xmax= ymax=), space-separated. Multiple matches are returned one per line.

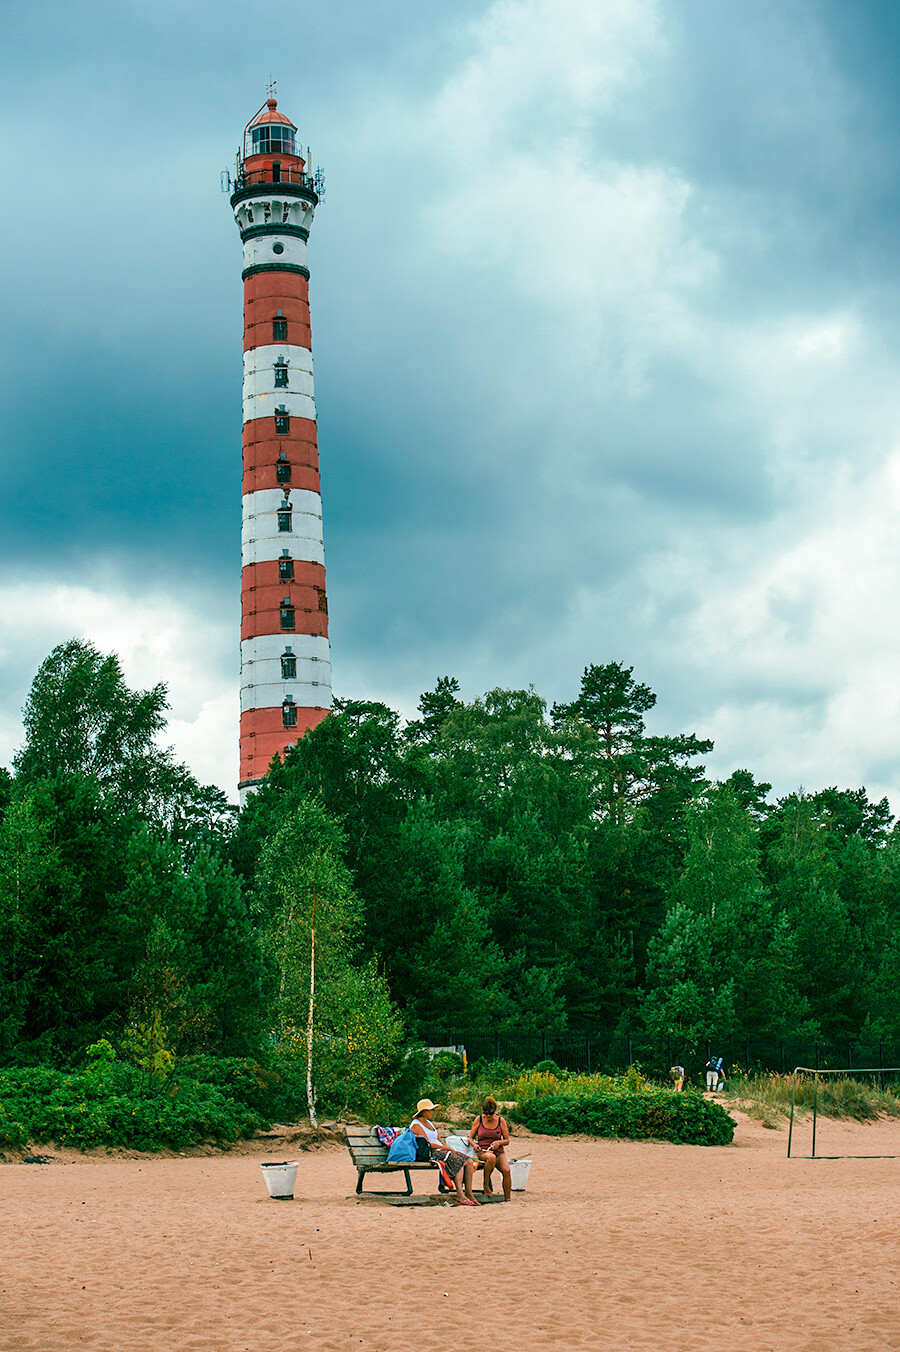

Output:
xmin=386 ymin=1127 xmax=417 ymax=1163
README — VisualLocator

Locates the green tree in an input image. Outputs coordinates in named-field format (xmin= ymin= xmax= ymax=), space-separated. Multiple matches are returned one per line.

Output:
xmin=643 ymin=786 xmax=808 ymax=1039
xmin=0 ymin=794 xmax=60 ymax=1055
xmin=553 ymin=662 xmax=713 ymax=824
xmin=257 ymin=797 xmax=400 ymax=1122
xmin=385 ymin=801 xmax=512 ymax=1028
xmin=404 ymin=676 xmax=462 ymax=744
xmin=767 ymin=798 xmax=858 ymax=1038
xmin=15 ymin=640 xmax=228 ymax=831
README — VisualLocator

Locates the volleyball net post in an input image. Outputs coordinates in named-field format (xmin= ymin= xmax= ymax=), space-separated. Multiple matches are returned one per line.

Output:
xmin=787 ymin=1066 xmax=900 ymax=1159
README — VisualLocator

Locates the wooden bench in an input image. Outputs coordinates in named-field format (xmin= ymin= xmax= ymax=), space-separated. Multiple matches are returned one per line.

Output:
xmin=344 ymin=1127 xmax=484 ymax=1196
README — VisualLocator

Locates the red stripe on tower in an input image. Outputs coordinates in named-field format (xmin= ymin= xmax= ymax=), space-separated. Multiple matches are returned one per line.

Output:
xmin=230 ymin=95 xmax=332 ymax=802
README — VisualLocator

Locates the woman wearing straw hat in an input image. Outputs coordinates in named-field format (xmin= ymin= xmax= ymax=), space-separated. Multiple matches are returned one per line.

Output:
xmin=410 ymin=1099 xmax=479 ymax=1206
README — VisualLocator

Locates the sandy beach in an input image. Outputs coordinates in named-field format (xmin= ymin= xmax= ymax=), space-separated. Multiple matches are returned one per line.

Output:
xmin=1 ymin=1110 xmax=897 ymax=1352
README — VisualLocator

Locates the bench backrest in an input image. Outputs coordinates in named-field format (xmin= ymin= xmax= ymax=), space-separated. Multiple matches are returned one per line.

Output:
xmin=344 ymin=1126 xmax=389 ymax=1169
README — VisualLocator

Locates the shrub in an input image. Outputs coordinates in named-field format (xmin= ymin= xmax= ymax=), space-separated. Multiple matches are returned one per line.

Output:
xmin=467 ymin=1058 xmax=521 ymax=1085
xmin=181 ymin=1055 xmax=309 ymax=1122
xmin=0 ymin=1063 xmax=267 ymax=1151
xmin=513 ymin=1090 xmax=735 ymax=1146
xmin=534 ymin=1059 xmax=562 ymax=1075
xmin=429 ymin=1051 xmax=465 ymax=1081
xmin=0 ymin=1103 xmax=27 ymax=1150
xmin=512 ymin=1070 xmax=563 ymax=1103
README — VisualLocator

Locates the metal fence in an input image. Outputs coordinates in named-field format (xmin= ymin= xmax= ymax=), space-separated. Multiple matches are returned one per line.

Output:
xmin=419 ymin=1026 xmax=900 ymax=1087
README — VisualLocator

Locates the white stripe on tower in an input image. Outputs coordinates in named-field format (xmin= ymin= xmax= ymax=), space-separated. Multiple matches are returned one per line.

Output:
xmin=230 ymin=96 xmax=332 ymax=802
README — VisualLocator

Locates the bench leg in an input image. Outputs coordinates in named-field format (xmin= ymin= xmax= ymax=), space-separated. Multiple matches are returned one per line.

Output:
xmin=356 ymin=1170 xmax=365 ymax=1194
xmin=404 ymin=1169 xmax=412 ymax=1196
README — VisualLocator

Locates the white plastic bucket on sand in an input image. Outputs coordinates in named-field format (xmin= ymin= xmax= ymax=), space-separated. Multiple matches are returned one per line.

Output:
xmin=260 ymin=1161 xmax=299 ymax=1199
xmin=507 ymin=1158 xmax=531 ymax=1191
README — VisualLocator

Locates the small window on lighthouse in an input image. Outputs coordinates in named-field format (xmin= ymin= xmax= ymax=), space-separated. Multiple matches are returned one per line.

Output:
xmin=279 ymin=555 xmax=294 ymax=580
xmin=277 ymin=502 xmax=292 ymax=531
xmin=277 ymin=460 xmax=291 ymax=484
xmin=275 ymin=408 xmax=290 ymax=434
xmin=280 ymin=604 xmax=296 ymax=631
xmin=282 ymin=699 xmax=298 ymax=728
xmin=274 ymin=363 xmax=289 ymax=388
xmin=281 ymin=649 xmax=297 ymax=679
xmin=273 ymin=318 xmax=288 ymax=341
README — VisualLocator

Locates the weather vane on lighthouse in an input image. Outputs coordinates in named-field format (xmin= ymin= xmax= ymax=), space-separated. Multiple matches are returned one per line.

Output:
xmin=228 ymin=93 xmax=332 ymax=802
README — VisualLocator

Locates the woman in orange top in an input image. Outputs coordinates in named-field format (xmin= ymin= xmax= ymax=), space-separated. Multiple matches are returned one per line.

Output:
xmin=468 ymin=1096 xmax=512 ymax=1201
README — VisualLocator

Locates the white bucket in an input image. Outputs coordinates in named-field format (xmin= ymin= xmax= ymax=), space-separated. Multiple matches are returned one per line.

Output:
xmin=260 ymin=1161 xmax=299 ymax=1199
xmin=507 ymin=1158 xmax=532 ymax=1191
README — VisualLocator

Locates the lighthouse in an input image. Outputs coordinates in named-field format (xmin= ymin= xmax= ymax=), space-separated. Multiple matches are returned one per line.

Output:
xmin=230 ymin=95 xmax=332 ymax=801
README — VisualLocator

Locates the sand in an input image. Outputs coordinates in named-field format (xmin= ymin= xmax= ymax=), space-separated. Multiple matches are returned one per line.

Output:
xmin=1 ymin=1109 xmax=898 ymax=1352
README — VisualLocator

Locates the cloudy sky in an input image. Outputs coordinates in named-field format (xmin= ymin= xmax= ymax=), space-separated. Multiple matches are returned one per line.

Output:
xmin=3 ymin=0 xmax=900 ymax=807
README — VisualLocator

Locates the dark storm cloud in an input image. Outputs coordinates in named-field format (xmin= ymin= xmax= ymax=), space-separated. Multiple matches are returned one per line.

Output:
xmin=4 ymin=0 xmax=900 ymax=804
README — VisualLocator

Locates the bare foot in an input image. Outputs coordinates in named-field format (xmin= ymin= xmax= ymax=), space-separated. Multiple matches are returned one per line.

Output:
xmin=465 ymin=1195 xmax=482 ymax=1205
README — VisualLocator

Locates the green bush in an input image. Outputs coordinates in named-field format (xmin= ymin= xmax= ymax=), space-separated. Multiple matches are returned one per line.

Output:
xmin=513 ymin=1090 xmax=735 ymax=1146
xmin=375 ymin=1045 xmax=431 ymax=1117
xmin=0 ymin=1064 xmax=267 ymax=1151
xmin=467 ymin=1057 xmax=521 ymax=1086
xmin=534 ymin=1059 xmax=562 ymax=1075
xmin=429 ymin=1051 xmax=465 ymax=1081
xmin=181 ymin=1055 xmax=309 ymax=1122
xmin=0 ymin=1102 xmax=27 ymax=1150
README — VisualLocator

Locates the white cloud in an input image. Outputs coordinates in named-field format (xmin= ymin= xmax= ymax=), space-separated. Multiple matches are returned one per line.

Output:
xmin=0 ymin=576 xmax=239 ymax=798
xmin=638 ymin=443 xmax=900 ymax=805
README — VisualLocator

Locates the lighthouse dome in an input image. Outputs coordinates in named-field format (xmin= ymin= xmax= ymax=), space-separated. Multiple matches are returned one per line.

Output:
xmin=246 ymin=98 xmax=297 ymax=158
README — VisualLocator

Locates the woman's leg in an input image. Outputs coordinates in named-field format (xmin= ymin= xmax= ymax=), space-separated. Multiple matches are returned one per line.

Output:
xmin=443 ymin=1151 xmax=478 ymax=1205
xmin=496 ymin=1154 xmax=512 ymax=1201
xmin=481 ymin=1150 xmax=496 ymax=1194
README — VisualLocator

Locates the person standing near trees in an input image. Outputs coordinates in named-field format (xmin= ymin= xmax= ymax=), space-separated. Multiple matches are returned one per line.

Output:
xmin=706 ymin=1055 xmax=724 ymax=1092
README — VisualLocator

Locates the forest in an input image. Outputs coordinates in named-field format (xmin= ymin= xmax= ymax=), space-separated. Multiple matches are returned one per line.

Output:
xmin=1 ymin=639 xmax=899 ymax=1132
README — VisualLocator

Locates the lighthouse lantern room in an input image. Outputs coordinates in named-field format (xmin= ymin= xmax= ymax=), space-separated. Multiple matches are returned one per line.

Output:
xmin=230 ymin=95 xmax=331 ymax=802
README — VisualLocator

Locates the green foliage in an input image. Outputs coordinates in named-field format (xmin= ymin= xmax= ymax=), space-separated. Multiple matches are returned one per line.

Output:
xmin=179 ymin=1055 xmax=309 ymax=1121
xmin=83 ymin=1039 xmax=117 ymax=1074
xmin=467 ymin=1057 xmax=521 ymax=1086
xmin=553 ymin=661 xmax=713 ymax=824
xmin=0 ymin=1101 xmax=27 ymax=1149
xmin=14 ymin=640 xmax=226 ymax=833
xmin=514 ymin=1089 xmax=735 ymax=1145
xmin=5 ymin=637 xmax=900 ymax=1089
xmin=257 ymin=796 xmax=403 ymax=1119
xmin=429 ymin=1051 xmax=465 ymax=1080
xmin=121 ymin=1014 xmax=175 ymax=1091
xmin=0 ymin=1063 xmax=267 ymax=1150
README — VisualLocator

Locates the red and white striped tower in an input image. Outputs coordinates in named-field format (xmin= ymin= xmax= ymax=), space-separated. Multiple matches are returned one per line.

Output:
xmin=230 ymin=96 xmax=331 ymax=801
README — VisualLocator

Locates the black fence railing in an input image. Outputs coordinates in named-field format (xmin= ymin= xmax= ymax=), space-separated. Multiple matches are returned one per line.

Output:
xmin=419 ymin=1027 xmax=900 ymax=1087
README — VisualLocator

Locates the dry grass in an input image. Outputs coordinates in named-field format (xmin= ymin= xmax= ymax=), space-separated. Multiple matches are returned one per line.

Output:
xmin=725 ymin=1072 xmax=900 ymax=1124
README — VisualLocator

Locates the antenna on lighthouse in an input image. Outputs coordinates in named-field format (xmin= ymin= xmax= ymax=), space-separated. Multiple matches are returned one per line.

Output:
xmin=266 ymin=77 xmax=277 ymax=100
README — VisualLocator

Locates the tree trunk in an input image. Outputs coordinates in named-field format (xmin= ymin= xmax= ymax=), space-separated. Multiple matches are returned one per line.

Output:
xmin=306 ymin=926 xmax=317 ymax=1128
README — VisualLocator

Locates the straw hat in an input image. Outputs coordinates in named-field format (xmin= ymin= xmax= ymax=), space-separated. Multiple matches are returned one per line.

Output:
xmin=416 ymin=1098 xmax=437 ymax=1113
